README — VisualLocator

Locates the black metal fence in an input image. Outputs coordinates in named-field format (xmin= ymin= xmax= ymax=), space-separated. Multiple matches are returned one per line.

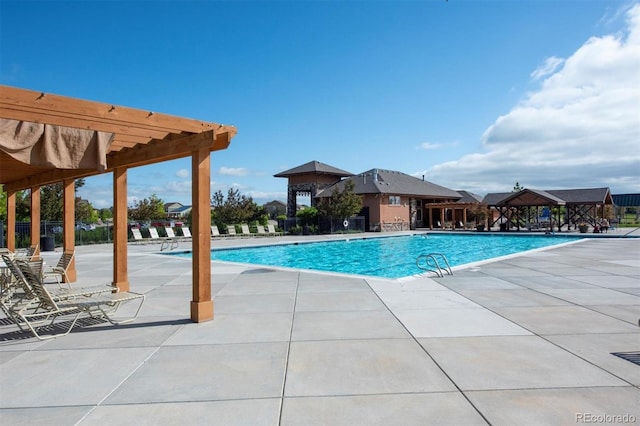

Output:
xmin=0 ymin=221 xmax=114 ymax=250
xmin=280 ymin=216 xmax=366 ymax=235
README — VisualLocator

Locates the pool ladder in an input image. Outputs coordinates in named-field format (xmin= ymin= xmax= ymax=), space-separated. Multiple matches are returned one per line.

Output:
xmin=416 ymin=253 xmax=453 ymax=278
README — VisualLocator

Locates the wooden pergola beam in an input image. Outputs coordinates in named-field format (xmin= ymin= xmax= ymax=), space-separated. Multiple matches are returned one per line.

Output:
xmin=4 ymin=166 xmax=102 ymax=192
xmin=107 ymin=130 xmax=230 ymax=170
xmin=0 ymin=85 xmax=218 ymax=136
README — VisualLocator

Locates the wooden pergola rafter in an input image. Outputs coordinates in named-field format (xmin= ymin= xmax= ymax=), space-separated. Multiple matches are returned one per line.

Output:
xmin=0 ymin=85 xmax=238 ymax=322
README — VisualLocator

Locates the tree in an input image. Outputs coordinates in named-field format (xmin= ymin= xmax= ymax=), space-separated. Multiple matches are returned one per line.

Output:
xmin=0 ymin=186 xmax=6 ymax=222
xmin=76 ymin=198 xmax=99 ymax=223
xmin=296 ymin=206 xmax=318 ymax=227
xmin=211 ymin=188 xmax=264 ymax=226
xmin=128 ymin=194 xmax=166 ymax=222
xmin=98 ymin=208 xmax=113 ymax=222
xmin=316 ymin=180 xmax=363 ymax=222
xmin=40 ymin=179 xmax=87 ymax=221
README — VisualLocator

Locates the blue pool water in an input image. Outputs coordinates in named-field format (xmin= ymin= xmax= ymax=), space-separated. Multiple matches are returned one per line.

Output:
xmin=171 ymin=233 xmax=582 ymax=279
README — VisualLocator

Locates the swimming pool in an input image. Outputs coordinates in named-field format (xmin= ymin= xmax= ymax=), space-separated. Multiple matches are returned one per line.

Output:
xmin=171 ymin=233 xmax=582 ymax=279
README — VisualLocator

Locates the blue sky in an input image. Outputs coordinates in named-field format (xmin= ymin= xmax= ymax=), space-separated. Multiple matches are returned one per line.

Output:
xmin=2 ymin=0 xmax=639 ymax=209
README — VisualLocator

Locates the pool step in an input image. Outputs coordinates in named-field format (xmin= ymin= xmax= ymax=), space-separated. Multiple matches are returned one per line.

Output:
xmin=416 ymin=253 xmax=453 ymax=278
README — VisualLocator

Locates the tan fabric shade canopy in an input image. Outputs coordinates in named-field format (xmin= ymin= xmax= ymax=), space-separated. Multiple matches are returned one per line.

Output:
xmin=0 ymin=85 xmax=238 ymax=323
xmin=0 ymin=118 xmax=113 ymax=172
xmin=0 ymin=85 xmax=236 ymax=191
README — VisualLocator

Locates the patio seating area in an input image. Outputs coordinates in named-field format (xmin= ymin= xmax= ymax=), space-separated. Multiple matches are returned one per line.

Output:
xmin=0 ymin=232 xmax=638 ymax=425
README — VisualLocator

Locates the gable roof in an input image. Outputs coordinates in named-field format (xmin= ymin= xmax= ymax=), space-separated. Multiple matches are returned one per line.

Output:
xmin=456 ymin=190 xmax=484 ymax=204
xmin=318 ymin=168 xmax=461 ymax=199
xmin=546 ymin=188 xmax=612 ymax=204
xmin=274 ymin=160 xmax=353 ymax=178
xmin=612 ymin=193 xmax=640 ymax=207
xmin=496 ymin=189 xmax=566 ymax=207
xmin=484 ymin=187 xmax=613 ymax=206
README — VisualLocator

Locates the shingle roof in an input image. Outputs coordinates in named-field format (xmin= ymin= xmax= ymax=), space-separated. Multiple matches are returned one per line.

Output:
xmin=274 ymin=161 xmax=353 ymax=178
xmin=484 ymin=187 xmax=613 ymax=206
xmin=318 ymin=169 xmax=461 ymax=199
xmin=612 ymin=193 xmax=640 ymax=207
xmin=496 ymin=189 xmax=566 ymax=206
xmin=546 ymin=188 xmax=612 ymax=204
xmin=456 ymin=190 xmax=484 ymax=204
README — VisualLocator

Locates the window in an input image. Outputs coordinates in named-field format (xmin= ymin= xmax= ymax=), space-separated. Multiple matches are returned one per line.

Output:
xmin=389 ymin=195 xmax=401 ymax=205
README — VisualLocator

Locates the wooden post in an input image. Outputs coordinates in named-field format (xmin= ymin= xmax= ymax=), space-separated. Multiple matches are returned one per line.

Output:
xmin=62 ymin=179 xmax=77 ymax=282
xmin=30 ymin=187 xmax=41 ymax=256
xmin=191 ymin=147 xmax=213 ymax=322
xmin=6 ymin=190 xmax=16 ymax=251
xmin=113 ymin=167 xmax=129 ymax=291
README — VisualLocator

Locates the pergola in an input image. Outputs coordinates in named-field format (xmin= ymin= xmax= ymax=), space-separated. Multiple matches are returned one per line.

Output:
xmin=0 ymin=85 xmax=237 ymax=322
xmin=492 ymin=189 xmax=565 ymax=231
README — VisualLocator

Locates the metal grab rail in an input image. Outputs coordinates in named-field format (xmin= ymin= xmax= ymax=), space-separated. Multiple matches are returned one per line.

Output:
xmin=416 ymin=253 xmax=453 ymax=277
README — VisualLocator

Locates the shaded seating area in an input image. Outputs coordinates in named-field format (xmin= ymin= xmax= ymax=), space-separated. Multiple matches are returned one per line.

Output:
xmin=483 ymin=187 xmax=614 ymax=232
xmin=1 ymin=254 xmax=130 ymax=340
xmin=1 ymin=85 xmax=238 ymax=325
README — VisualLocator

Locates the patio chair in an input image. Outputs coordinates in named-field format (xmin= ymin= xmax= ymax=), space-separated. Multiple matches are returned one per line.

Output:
xmin=255 ymin=224 xmax=267 ymax=236
xmin=240 ymin=224 xmax=254 ymax=237
xmin=14 ymin=244 xmax=39 ymax=261
xmin=211 ymin=225 xmax=223 ymax=238
xmin=15 ymin=259 xmax=145 ymax=340
xmin=267 ymin=224 xmax=282 ymax=236
xmin=148 ymin=227 xmax=178 ymax=250
xmin=226 ymin=225 xmax=238 ymax=237
xmin=162 ymin=227 xmax=180 ymax=251
xmin=2 ymin=254 xmax=114 ymax=303
xmin=1 ymin=255 xmax=114 ymax=339
xmin=130 ymin=228 xmax=147 ymax=244
xmin=42 ymin=249 xmax=74 ymax=289
xmin=180 ymin=226 xmax=192 ymax=240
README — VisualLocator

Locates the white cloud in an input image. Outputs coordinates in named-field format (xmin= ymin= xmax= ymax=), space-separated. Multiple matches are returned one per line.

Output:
xmin=530 ymin=56 xmax=564 ymax=81
xmin=419 ymin=142 xmax=443 ymax=150
xmin=175 ymin=169 xmax=190 ymax=178
xmin=218 ymin=166 xmax=248 ymax=177
xmin=424 ymin=3 xmax=640 ymax=195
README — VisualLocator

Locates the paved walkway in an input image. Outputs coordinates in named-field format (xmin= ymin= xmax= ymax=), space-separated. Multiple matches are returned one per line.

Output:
xmin=1 ymin=231 xmax=639 ymax=425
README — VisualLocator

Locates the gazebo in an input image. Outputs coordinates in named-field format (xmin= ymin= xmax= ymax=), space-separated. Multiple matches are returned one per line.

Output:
xmin=0 ymin=85 xmax=237 ymax=322
xmin=483 ymin=187 xmax=614 ymax=231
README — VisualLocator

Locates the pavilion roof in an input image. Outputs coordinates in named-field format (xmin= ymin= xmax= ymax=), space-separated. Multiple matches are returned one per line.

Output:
xmin=274 ymin=160 xmax=353 ymax=178
xmin=0 ymin=85 xmax=237 ymax=191
xmin=612 ymin=193 xmax=640 ymax=207
xmin=484 ymin=187 xmax=613 ymax=206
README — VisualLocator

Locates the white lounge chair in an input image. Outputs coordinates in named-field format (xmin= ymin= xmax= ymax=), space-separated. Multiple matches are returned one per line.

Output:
xmin=1 ymin=255 xmax=124 ymax=340
xmin=226 ymin=226 xmax=237 ymax=237
xmin=240 ymin=224 xmax=253 ymax=237
xmin=267 ymin=224 xmax=282 ymax=236
xmin=162 ymin=227 xmax=180 ymax=251
xmin=15 ymin=259 xmax=145 ymax=340
xmin=42 ymin=249 xmax=74 ymax=289
xmin=255 ymin=224 xmax=267 ymax=236
xmin=130 ymin=228 xmax=148 ymax=244
xmin=180 ymin=226 xmax=192 ymax=239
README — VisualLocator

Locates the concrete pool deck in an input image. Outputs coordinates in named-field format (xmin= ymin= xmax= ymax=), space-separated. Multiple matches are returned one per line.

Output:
xmin=1 ymin=230 xmax=639 ymax=425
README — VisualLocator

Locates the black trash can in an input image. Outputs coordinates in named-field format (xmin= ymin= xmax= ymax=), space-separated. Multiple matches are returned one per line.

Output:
xmin=499 ymin=223 xmax=507 ymax=232
xmin=40 ymin=236 xmax=55 ymax=252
